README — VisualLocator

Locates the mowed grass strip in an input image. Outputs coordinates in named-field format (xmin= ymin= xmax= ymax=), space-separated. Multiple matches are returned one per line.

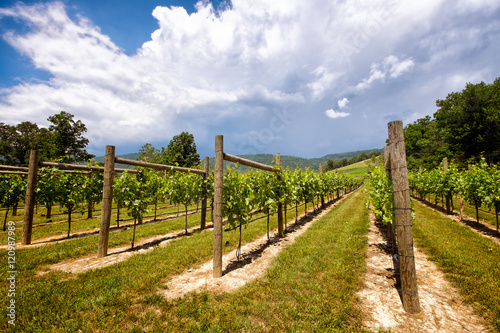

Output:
xmin=412 ymin=200 xmax=500 ymax=332
xmin=0 ymin=197 xmax=319 ymax=332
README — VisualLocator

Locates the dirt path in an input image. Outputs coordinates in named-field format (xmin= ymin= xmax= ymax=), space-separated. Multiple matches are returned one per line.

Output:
xmin=357 ymin=210 xmax=488 ymax=332
xmin=158 ymin=193 xmax=351 ymax=300
xmin=39 ymin=222 xmax=212 ymax=275
xmin=412 ymin=197 xmax=500 ymax=246
xmin=2 ymin=209 xmax=200 ymax=250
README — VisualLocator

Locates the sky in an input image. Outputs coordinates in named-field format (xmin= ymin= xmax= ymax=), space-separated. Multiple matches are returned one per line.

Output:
xmin=0 ymin=0 xmax=499 ymax=159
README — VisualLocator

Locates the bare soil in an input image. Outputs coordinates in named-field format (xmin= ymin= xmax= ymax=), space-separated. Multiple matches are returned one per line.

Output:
xmin=3 ymin=209 xmax=199 ymax=250
xmin=357 ymin=210 xmax=488 ymax=332
xmin=39 ymin=222 xmax=210 ymax=275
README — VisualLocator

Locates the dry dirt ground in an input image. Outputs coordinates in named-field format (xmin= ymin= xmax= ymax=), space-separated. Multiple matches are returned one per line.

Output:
xmin=357 ymin=210 xmax=488 ymax=332
xmin=3 ymin=209 xmax=199 ymax=251
xmin=39 ymin=222 xmax=210 ymax=275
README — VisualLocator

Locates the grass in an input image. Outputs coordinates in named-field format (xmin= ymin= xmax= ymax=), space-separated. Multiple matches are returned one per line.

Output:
xmin=416 ymin=193 xmax=499 ymax=230
xmin=336 ymin=159 xmax=377 ymax=178
xmin=0 ymin=189 xmax=369 ymax=332
xmin=412 ymin=200 xmax=500 ymax=331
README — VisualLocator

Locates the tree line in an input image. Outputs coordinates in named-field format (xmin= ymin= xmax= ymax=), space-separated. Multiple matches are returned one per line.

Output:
xmin=0 ymin=111 xmax=93 ymax=166
xmin=405 ymin=77 xmax=500 ymax=169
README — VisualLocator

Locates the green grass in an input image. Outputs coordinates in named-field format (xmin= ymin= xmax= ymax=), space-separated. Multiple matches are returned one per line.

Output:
xmin=412 ymin=200 xmax=500 ymax=331
xmin=0 ymin=190 xmax=369 ymax=332
xmin=416 ymin=193 xmax=499 ymax=230
xmin=336 ymin=159 xmax=376 ymax=178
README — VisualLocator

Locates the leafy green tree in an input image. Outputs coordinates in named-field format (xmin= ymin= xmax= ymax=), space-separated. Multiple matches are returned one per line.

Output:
xmin=138 ymin=143 xmax=160 ymax=163
xmin=434 ymin=78 xmax=500 ymax=164
xmin=0 ymin=122 xmax=53 ymax=165
xmin=160 ymin=132 xmax=200 ymax=167
xmin=404 ymin=116 xmax=449 ymax=169
xmin=47 ymin=111 xmax=94 ymax=163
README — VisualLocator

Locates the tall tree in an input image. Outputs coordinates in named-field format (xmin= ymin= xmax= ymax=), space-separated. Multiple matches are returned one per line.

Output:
xmin=161 ymin=132 xmax=200 ymax=167
xmin=138 ymin=143 xmax=160 ymax=163
xmin=404 ymin=115 xmax=449 ymax=169
xmin=434 ymin=79 xmax=500 ymax=164
xmin=0 ymin=122 xmax=53 ymax=165
xmin=47 ymin=111 xmax=94 ymax=163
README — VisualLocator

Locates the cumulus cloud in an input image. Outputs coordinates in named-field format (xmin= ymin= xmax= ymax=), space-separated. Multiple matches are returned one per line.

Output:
xmin=0 ymin=0 xmax=498 ymax=156
xmin=325 ymin=97 xmax=350 ymax=119
xmin=337 ymin=97 xmax=349 ymax=109
xmin=325 ymin=109 xmax=350 ymax=119
xmin=356 ymin=55 xmax=415 ymax=91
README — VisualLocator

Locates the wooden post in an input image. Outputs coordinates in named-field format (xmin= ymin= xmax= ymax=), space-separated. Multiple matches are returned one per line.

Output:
xmin=443 ymin=157 xmax=452 ymax=214
xmin=277 ymin=153 xmax=284 ymax=237
xmin=200 ymin=156 xmax=209 ymax=229
xmin=22 ymin=150 xmax=39 ymax=245
xmin=388 ymin=120 xmax=421 ymax=314
xmin=384 ymin=146 xmax=396 ymax=255
xmin=319 ymin=163 xmax=325 ymax=207
xmin=213 ymin=135 xmax=224 ymax=278
xmin=97 ymin=145 xmax=115 ymax=258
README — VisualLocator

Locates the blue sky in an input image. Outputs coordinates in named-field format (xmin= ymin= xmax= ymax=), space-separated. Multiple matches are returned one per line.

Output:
xmin=0 ymin=0 xmax=499 ymax=159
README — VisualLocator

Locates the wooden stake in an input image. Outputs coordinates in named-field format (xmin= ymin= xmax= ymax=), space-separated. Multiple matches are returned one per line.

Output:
xmin=384 ymin=146 xmax=396 ymax=255
xmin=97 ymin=145 xmax=115 ymax=258
xmin=277 ymin=153 xmax=284 ymax=237
xmin=319 ymin=163 xmax=325 ymax=208
xmin=200 ymin=156 xmax=209 ymax=229
xmin=22 ymin=150 xmax=39 ymax=245
xmin=443 ymin=157 xmax=451 ymax=214
xmin=213 ymin=135 xmax=224 ymax=278
xmin=388 ymin=120 xmax=421 ymax=314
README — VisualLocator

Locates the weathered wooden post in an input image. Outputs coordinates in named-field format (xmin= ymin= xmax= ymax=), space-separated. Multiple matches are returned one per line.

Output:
xmin=22 ymin=150 xmax=39 ymax=245
xmin=97 ymin=145 xmax=115 ymax=258
xmin=388 ymin=121 xmax=420 ymax=314
xmin=200 ymin=156 xmax=209 ymax=230
xmin=319 ymin=163 xmax=325 ymax=208
xmin=213 ymin=135 xmax=224 ymax=278
xmin=276 ymin=153 xmax=284 ymax=237
xmin=443 ymin=157 xmax=452 ymax=214
xmin=383 ymin=146 xmax=397 ymax=255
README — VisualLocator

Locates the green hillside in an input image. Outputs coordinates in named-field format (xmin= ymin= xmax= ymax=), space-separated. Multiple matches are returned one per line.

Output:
xmin=92 ymin=149 xmax=383 ymax=172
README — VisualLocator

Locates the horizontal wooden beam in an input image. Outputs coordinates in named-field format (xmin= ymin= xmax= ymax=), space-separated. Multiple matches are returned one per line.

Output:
xmin=0 ymin=165 xmax=29 ymax=171
xmin=223 ymin=153 xmax=279 ymax=172
xmin=39 ymin=161 xmax=136 ymax=174
xmin=40 ymin=161 xmax=103 ymax=171
xmin=114 ymin=157 xmax=206 ymax=175
xmin=0 ymin=170 xmax=28 ymax=175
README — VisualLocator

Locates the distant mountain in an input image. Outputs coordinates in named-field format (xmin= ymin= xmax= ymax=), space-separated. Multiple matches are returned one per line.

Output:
xmin=92 ymin=149 xmax=383 ymax=171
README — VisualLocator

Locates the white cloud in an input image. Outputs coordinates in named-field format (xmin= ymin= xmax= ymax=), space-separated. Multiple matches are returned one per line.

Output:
xmin=0 ymin=0 xmax=498 ymax=156
xmin=356 ymin=55 xmax=414 ymax=91
xmin=325 ymin=109 xmax=350 ymax=119
xmin=337 ymin=97 xmax=349 ymax=109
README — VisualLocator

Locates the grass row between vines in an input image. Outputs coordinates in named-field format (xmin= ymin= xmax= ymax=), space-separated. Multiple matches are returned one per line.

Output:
xmin=412 ymin=200 xmax=500 ymax=331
